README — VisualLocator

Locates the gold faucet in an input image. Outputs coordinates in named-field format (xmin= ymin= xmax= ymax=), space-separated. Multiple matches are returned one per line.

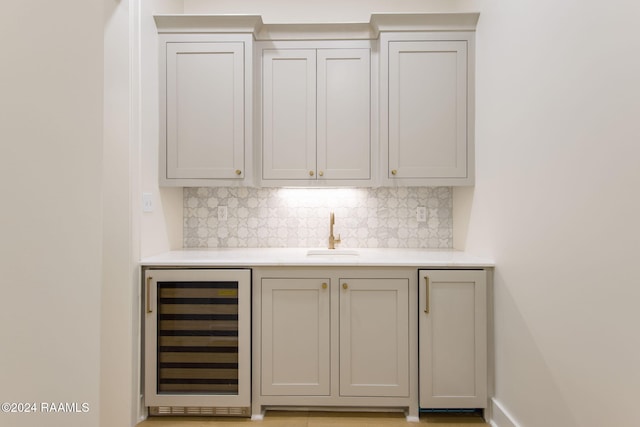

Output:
xmin=328 ymin=212 xmax=341 ymax=249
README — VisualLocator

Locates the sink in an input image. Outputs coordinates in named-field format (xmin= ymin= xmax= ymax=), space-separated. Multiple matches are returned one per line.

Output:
xmin=306 ymin=249 xmax=359 ymax=257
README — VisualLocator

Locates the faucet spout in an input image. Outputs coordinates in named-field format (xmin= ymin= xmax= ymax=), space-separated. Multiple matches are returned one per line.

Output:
xmin=328 ymin=212 xmax=341 ymax=249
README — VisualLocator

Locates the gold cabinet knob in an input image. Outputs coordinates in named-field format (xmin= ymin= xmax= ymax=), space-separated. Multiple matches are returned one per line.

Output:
xmin=309 ymin=170 xmax=315 ymax=176
xmin=235 ymin=169 xmax=242 ymax=175
xmin=318 ymin=171 xmax=324 ymax=177
xmin=391 ymin=169 xmax=397 ymax=176
xmin=342 ymin=283 xmax=348 ymax=290
xmin=322 ymin=283 xmax=328 ymax=290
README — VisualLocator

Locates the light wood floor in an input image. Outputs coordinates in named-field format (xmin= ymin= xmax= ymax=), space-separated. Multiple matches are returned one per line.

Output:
xmin=137 ymin=411 xmax=489 ymax=427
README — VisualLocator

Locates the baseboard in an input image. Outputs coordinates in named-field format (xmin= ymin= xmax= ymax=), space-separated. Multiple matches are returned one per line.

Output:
xmin=489 ymin=398 xmax=520 ymax=427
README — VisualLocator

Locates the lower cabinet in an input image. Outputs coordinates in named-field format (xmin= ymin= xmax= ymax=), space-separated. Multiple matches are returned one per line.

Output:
xmin=253 ymin=268 xmax=417 ymax=418
xmin=339 ymin=278 xmax=409 ymax=397
xmin=418 ymin=269 xmax=487 ymax=409
xmin=260 ymin=277 xmax=331 ymax=396
xmin=252 ymin=267 xmax=489 ymax=419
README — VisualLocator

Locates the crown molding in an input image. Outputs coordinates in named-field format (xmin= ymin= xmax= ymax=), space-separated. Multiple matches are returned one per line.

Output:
xmin=154 ymin=14 xmax=264 ymax=34
xmin=154 ymin=13 xmax=479 ymax=39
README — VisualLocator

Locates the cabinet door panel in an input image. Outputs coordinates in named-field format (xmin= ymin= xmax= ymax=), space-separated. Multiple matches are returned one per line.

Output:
xmin=317 ymin=49 xmax=371 ymax=180
xmin=419 ymin=270 xmax=487 ymax=408
xmin=388 ymin=41 xmax=467 ymax=179
xmin=166 ymin=42 xmax=244 ymax=179
xmin=262 ymin=50 xmax=316 ymax=180
xmin=339 ymin=278 xmax=409 ymax=397
xmin=261 ymin=278 xmax=330 ymax=396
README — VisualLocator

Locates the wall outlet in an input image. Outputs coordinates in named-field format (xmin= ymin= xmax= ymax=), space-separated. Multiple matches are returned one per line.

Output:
xmin=218 ymin=206 xmax=228 ymax=221
xmin=142 ymin=193 xmax=153 ymax=213
xmin=416 ymin=206 xmax=427 ymax=222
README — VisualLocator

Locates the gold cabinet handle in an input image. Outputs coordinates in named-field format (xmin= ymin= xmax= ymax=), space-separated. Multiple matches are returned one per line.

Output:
xmin=424 ymin=276 xmax=430 ymax=314
xmin=318 ymin=171 xmax=324 ymax=177
xmin=309 ymin=170 xmax=315 ymax=176
xmin=146 ymin=276 xmax=153 ymax=313
xmin=322 ymin=282 xmax=328 ymax=290
xmin=391 ymin=169 xmax=397 ymax=176
xmin=342 ymin=283 xmax=348 ymax=290
xmin=235 ymin=169 xmax=242 ymax=175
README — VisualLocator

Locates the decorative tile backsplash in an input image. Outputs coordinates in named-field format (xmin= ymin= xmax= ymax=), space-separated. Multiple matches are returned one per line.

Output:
xmin=184 ymin=187 xmax=452 ymax=248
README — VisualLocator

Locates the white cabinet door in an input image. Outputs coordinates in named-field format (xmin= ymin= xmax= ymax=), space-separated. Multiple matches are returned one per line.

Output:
xmin=165 ymin=42 xmax=245 ymax=180
xmin=386 ymin=39 xmax=470 ymax=183
xmin=262 ymin=50 xmax=317 ymax=180
xmin=260 ymin=278 xmax=331 ymax=396
xmin=339 ymin=278 xmax=409 ymax=397
xmin=317 ymin=49 xmax=370 ymax=180
xmin=419 ymin=270 xmax=487 ymax=408
xmin=262 ymin=47 xmax=371 ymax=184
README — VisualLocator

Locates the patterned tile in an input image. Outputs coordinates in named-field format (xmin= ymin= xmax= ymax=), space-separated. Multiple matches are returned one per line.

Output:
xmin=183 ymin=187 xmax=452 ymax=249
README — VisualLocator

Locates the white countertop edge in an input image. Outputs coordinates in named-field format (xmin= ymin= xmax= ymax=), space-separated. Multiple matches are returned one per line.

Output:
xmin=140 ymin=248 xmax=494 ymax=268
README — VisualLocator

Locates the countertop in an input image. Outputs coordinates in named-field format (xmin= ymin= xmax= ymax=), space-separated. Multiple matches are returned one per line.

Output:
xmin=140 ymin=248 xmax=494 ymax=268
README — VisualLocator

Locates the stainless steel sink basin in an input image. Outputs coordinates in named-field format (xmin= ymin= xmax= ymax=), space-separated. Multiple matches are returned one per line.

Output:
xmin=306 ymin=249 xmax=359 ymax=257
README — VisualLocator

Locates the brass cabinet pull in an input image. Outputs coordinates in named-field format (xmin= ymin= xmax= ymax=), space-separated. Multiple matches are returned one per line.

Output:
xmin=318 ymin=171 xmax=324 ymax=177
xmin=424 ymin=276 xmax=430 ymax=314
xmin=391 ymin=169 xmax=398 ymax=176
xmin=146 ymin=276 xmax=153 ymax=313
xmin=235 ymin=169 xmax=242 ymax=175
xmin=322 ymin=282 xmax=328 ymax=290
xmin=309 ymin=170 xmax=315 ymax=176
xmin=342 ymin=283 xmax=348 ymax=290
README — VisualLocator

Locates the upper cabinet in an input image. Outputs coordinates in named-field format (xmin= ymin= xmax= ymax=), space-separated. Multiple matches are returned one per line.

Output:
xmin=164 ymin=41 xmax=246 ymax=183
xmin=381 ymin=35 xmax=473 ymax=185
xmin=154 ymin=14 xmax=478 ymax=187
xmin=156 ymin=16 xmax=260 ymax=186
xmin=260 ymin=45 xmax=372 ymax=186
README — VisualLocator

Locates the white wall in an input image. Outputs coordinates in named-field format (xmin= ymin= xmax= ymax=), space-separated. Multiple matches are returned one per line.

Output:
xmin=140 ymin=0 xmax=184 ymax=257
xmin=0 ymin=1 xmax=103 ymax=427
xmin=466 ymin=1 xmax=640 ymax=426
xmin=102 ymin=1 xmax=141 ymax=426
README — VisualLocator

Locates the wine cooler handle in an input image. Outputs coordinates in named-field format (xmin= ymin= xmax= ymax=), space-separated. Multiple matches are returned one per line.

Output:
xmin=424 ymin=275 xmax=430 ymax=314
xmin=146 ymin=276 xmax=153 ymax=313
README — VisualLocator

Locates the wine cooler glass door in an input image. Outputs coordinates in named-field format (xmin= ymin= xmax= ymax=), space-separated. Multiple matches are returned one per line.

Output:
xmin=145 ymin=269 xmax=251 ymax=410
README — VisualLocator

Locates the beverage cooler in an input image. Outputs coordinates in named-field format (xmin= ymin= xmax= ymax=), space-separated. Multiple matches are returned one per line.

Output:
xmin=144 ymin=269 xmax=251 ymax=416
